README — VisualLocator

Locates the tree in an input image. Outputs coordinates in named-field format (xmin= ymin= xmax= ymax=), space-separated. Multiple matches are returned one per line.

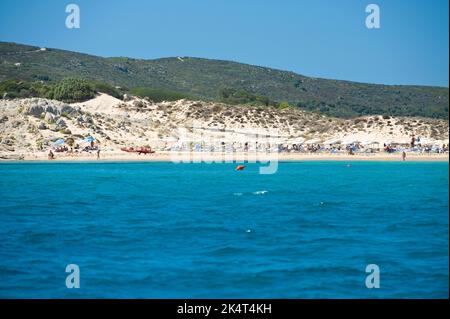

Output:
xmin=278 ymin=101 xmax=291 ymax=109
xmin=51 ymin=78 xmax=96 ymax=102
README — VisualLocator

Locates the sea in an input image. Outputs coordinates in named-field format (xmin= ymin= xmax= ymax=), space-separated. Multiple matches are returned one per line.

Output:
xmin=0 ymin=161 xmax=448 ymax=298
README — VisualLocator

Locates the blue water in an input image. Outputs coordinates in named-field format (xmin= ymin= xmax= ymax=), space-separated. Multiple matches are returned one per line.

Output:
xmin=0 ymin=161 xmax=448 ymax=298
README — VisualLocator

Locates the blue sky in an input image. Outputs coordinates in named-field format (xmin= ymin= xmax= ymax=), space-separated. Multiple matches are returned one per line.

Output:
xmin=0 ymin=0 xmax=448 ymax=87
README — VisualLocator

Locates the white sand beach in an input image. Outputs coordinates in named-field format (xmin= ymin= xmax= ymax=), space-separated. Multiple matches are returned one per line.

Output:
xmin=2 ymin=150 xmax=445 ymax=163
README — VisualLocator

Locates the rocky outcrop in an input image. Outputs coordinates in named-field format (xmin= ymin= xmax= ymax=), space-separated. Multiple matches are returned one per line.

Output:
xmin=55 ymin=118 xmax=66 ymax=127
xmin=0 ymin=154 xmax=24 ymax=160
xmin=44 ymin=112 xmax=55 ymax=123
xmin=22 ymin=98 xmax=77 ymax=118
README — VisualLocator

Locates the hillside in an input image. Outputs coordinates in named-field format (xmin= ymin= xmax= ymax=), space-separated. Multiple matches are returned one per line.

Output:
xmin=0 ymin=41 xmax=448 ymax=119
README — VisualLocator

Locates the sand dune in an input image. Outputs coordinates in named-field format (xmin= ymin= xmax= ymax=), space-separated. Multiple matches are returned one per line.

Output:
xmin=0 ymin=93 xmax=448 ymax=160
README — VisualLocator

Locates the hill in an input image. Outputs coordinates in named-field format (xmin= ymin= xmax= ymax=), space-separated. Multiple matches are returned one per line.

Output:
xmin=0 ymin=41 xmax=448 ymax=119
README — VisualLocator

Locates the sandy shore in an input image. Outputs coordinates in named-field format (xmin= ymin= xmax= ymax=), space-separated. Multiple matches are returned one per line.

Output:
xmin=1 ymin=151 xmax=447 ymax=162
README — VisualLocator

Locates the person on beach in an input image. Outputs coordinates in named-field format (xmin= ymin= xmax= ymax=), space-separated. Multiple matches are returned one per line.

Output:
xmin=402 ymin=151 xmax=406 ymax=161
xmin=48 ymin=150 xmax=55 ymax=160
xmin=97 ymin=149 xmax=100 ymax=160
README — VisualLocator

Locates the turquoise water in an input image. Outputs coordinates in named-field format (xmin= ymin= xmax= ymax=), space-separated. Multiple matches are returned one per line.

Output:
xmin=0 ymin=161 xmax=448 ymax=298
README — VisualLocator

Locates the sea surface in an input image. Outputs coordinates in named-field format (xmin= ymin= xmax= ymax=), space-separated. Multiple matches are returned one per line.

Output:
xmin=0 ymin=161 xmax=448 ymax=298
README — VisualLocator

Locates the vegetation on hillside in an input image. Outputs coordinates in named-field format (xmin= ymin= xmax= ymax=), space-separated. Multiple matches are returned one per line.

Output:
xmin=0 ymin=79 xmax=51 ymax=99
xmin=218 ymin=88 xmax=295 ymax=109
xmin=0 ymin=79 xmax=297 ymax=110
xmin=218 ymin=88 xmax=276 ymax=106
xmin=89 ymin=81 xmax=124 ymax=99
xmin=51 ymin=78 xmax=96 ymax=102
xmin=0 ymin=78 xmax=123 ymax=103
xmin=0 ymin=42 xmax=448 ymax=119
xmin=129 ymin=87 xmax=192 ymax=102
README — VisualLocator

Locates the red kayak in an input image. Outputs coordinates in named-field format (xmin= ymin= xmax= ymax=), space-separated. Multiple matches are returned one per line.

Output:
xmin=121 ymin=147 xmax=155 ymax=155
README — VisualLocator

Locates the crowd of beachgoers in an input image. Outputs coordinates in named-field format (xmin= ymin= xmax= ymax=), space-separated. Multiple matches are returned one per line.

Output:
xmin=47 ymin=136 xmax=100 ymax=159
xmin=164 ymin=143 xmax=449 ymax=154
xmin=46 ymin=133 xmax=449 ymax=161
xmin=154 ymin=134 xmax=449 ymax=155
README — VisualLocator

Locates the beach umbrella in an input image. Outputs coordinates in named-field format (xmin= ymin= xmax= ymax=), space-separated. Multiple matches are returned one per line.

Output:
xmin=394 ymin=138 xmax=410 ymax=145
xmin=266 ymin=136 xmax=287 ymax=144
xmin=363 ymin=141 xmax=381 ymax=150
xmin=83 ymin=136 xmax=96 ymax=143
xmin=363 ymin=140 xmax=380 ymax=146
xmin=52 ymin=138 xmax=65 ymax=146
xmin=304 ymin=138 xmax=322 ymax=144
xmin=290 ymin=137 xmax=305 ymax=144
xmin=427 ymin=139 xmax=447 ymax=147
xmin=417 ymin=137 xmax=435 ymax=145
xmin=434 ymin=139 xmax=449 ymax=146
xmin=324 ymin=138 xmax=342 ymax=145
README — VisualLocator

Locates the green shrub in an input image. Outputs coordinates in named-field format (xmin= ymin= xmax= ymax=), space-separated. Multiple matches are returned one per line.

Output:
xmin=50 ymin=78 xmax=96 ymax=102
xmin=277 ymin=101 xmax=291 ymax=109
xmin=65 ymin=138 xmax=75 ymax=146
xmin=130 ymin=87 xmax=191 ymax=102
xmin=88 ymin=81 xmax=123 ymax=99
xmin=0 ymin=79 xmax=53 ymax=99
xmin=218 ymin=88 xmax=277 ymax=107
xmin=0 ymin=79 xmax=124 ymax=102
